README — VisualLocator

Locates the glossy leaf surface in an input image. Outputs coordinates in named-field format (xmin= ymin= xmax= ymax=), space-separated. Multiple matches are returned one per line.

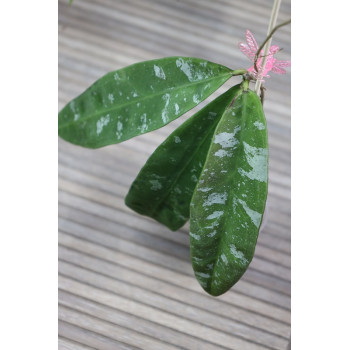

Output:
xmin=190 ymin=87 xmax=268 ymax=296
xmin=58 ymin=57 xmax=233 ymax=148
xmin=125 ymin=85 xmax=242 ymax=231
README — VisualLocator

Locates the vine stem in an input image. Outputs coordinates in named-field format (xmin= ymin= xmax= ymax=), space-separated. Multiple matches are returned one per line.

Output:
xmin=253 ymin=18 xmax=291 ymax=75
xmin=255 ymin=0 xmax=282 ymax=94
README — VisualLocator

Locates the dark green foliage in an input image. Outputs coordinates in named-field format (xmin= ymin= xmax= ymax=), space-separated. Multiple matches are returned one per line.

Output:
xmin=190 ymin=89 xmax=268 ymax=296
xmin=125 ymin=85 xmax=242 ymax=231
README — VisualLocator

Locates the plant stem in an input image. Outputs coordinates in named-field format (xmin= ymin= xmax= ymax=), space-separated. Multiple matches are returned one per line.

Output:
xmin=241 ymin=79 xmax=250 ymax=91
xmin=255 ymin=0 xmax=282 ymax=94
xmin=232 ymin=69 xmax=248 ymax=76
xmin=253 ymin=18 xmax=291 ymax=75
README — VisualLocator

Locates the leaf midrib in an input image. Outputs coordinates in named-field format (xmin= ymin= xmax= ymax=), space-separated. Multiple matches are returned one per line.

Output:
xmin=58 ymin=72 xmax=232 ymax=129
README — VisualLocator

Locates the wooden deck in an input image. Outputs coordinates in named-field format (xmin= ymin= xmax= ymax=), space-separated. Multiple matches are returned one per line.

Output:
xmin=58 ymin=0 xmax=291 ymax=349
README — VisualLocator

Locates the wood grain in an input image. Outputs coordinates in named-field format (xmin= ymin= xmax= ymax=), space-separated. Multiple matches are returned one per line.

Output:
xmin=58 ymin=0 xmax=291 ymax=348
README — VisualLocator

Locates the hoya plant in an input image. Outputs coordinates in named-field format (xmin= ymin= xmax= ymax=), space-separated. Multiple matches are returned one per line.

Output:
xmin=58 ymin=25 xmax=290 ymax=296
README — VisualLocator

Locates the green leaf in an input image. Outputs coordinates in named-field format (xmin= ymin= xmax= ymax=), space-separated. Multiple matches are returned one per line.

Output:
xmin=58 ymin=57 xmax=234 ymax=148
xmin=190 ymin=87 xmax=268 ymax=296
xmin=125 ymin=84 xmax=242 ymax=231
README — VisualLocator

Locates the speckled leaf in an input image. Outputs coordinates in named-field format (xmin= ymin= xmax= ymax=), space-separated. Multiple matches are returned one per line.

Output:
xmin=125 ymin=85 xmax=242 ymax=231
xmin=190 ymin=87 xmax=268 ymax=296
xmin=58 ymin=57 xmax=234 ymax=148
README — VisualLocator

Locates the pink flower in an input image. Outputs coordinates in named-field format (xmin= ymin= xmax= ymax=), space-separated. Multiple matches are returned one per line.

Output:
xmin=239 ymin=30 xmax=290 ymax=80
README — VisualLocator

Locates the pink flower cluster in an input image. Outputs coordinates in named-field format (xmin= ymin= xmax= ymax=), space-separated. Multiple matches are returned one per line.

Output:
xmin=239 ymin=30 xmax=290 ymax=80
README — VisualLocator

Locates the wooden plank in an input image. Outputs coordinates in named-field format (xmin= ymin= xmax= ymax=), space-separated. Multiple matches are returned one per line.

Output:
xmin=58 ymin=337 xmax=95 ymax=350
xmin=59 ymin=290 xmax=225 ymax=350
xmin=59 ymin=246 xmax=291 ymax=330
xmin=59 ymin=321 xmax=137 ymax=350
xmin=59 ymin=263 xmax=288 ymax=349
xmin=59 ymin=305 xmax=180 ymax=350
xmin=59 ymin=276 xmax=274 ymax=350
xmin=59 ymin=231 xmax=291 ymax=313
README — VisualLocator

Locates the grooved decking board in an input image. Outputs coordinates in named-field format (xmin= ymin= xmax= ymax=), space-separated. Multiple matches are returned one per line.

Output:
xmin=58 ymin=0 xmax=291 ymax=349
